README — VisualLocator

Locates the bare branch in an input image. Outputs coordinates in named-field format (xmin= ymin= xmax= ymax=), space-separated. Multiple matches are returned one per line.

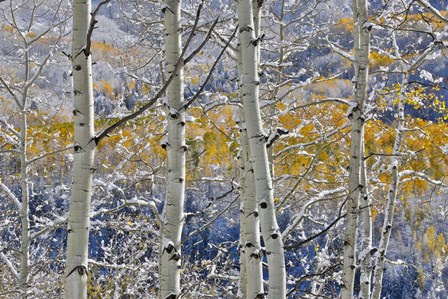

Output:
xmin=0 ymin=181 xmax=22 ymax=210
xmin=95 ymin=5 xmax=220 ymax=144
xmin=182 ymin=25 xmax=239 ymax=111
xmin=0 ymin=76 xmax=22 ymax=109
xmin=415 ymin=0 xmax=448 ymax=23
xmin=27 ymin=145 xmax=74 ymax=165
xmin=0 ymin=252 xmax=20 ymax=280
xmin=184 ymin=18 xmax=219 ymax=65
xmin=184 ymin=195 xmax=239 ymax=243
xmin=83 ymin=0 xmax=113 ymax=57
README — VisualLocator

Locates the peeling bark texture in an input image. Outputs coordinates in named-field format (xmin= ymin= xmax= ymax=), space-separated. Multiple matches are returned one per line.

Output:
xmin=159 ymin=0 xmax=185 ymax=297
xmin=341 ymin=0 xmax=370 ymax=297
xmin=237 ymin=0 xmax=286 ymax=297
xmin=64 ymin=0 xmax=96 ymax=298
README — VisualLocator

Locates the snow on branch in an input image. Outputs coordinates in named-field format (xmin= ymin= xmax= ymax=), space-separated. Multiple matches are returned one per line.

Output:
xmin=88 ymin=259 xmax=137 ymax=271
xmin=0 ymin=252 xmax=19 ymax=280
xmin=399 ymin=170 xmax=448 ymax=188
xmin=415 ymin=0 xmax=448 ymax=23
xmin=207 ymin=267 xmax=239 ymax=281
xmin=27 ymin=145 xmax=74 ymax=165
xmin=0 ymin=182 xmax=22 ymax=210
xmin=184 ymin=195 xmax=239 ymax=243
xmin=30 ymin=216 xmax=67 ymax=240
xmin=266 ymin=127 xmax=288 ymax=148
xmin=0 ymin=76 xmax=21 ymax=108
xmin=94 ymin=8 xmax=224 ymax=144
xmin=282 ymin=186 xmax=346 ymax=239
xmin=274 ymin=121 xmax=350 ymax=158
xmin=0 ymin=117 xmax=20 ymax=138
xmin=326 ymin=37 xmax=354 ymax=62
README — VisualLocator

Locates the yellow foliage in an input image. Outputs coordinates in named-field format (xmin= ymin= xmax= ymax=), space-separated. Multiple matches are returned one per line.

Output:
xmin=300 ymin=123 xmax=315 ymax=135
xmin=27 ymin=31 xmax=37 ymax=39
xmin=141 ymin=83 xmax=151 ymax=95
xmin=1 ymin=24 xmax=14 ymax=33
xmin=378 ymin=172 xmax=389 ymax=184
xmin=91 ymin=41 xmax=116 ymax=54
xmin=369 ymin=51 xmax=394 ymax=68
xmin=335 ymin=17 xmax=354 ymax=32
xmin=426 ymin=225 xmax=436 ymax=252
xmin=371 ymin=207 xmax=378 ymax=221
xmin=191 ymin=76 xmax=200 ymax=85
xmin=417 ymin=267 xmax=425 ymax=289
xmin=278 ymin=113 xmax=300 ymax=131
xmin=436 ymin=233 xmax=447 ymax=255
xmin=99 ymin=80 xmax=115 ymax=98
xmin=276 ymin=102 xmax=286 ymax=111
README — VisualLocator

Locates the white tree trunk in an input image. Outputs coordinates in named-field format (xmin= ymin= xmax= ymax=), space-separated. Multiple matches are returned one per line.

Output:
xmin=237 ymin=49 xmax=248 ymax=299
xmin=371 ymin=39 xmax=407 ymax=298
xmin=159 ymin=0 xmax=185 ymax=297
xmin=237 ymin=2 xmax=264 ymax=298
xmin=239 ymin=109 xmax=264 ymax=298
xmin=238 ymin=202 xmax=247 ymax=299
xmin=64 ymin=0 xmax=95 ymax=298
xmin=237 ymin=0 xmax=286 ymax=297
xmin=359 ymin=146 xmax=372 ymax=299
xmin=370 ymin=114 xmax=401 ymax=299
xmin=19 ymin=111 xmax=30 ymax=299
xmin=341 ymin=0 xmax=370 ymax=297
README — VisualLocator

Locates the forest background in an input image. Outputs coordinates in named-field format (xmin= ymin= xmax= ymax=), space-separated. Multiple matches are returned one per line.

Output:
xmin=0 ymin=0 xmax=448 ymax=298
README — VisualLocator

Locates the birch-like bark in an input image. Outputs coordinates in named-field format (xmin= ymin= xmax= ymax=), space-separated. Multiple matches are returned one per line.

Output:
xmin=237 ymin=0 xmax=286 ymax=297
xmin=19 ymin=110 xmax=30 ymax=299
xmin=237 ymin=2 xmax=264 ymax=298
xmin=341 ymin=0 xmax=370 ymax=297
xmin=239 ymin=107 xmax=264 ymax=298
xmin=237 ymin=48 xmax=248 ymax=299
xmin=238 ymin=198 xmax=247 ymax=299
xmin=370 ymin=102 xmax=402 ymax=299
xmin=64 ymin=0 xmax=96 ymax=298
xmin=159 ymin=0 xmax=185 ymax=297
xmin=371 ymin=35 xmax=407 ymax=299
xmin=359 ymin=145 xmax=372 ymax=299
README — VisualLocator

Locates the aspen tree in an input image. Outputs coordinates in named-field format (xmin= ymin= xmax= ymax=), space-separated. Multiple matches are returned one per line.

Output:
xmin=159 ymin=0 xmax=186 ymax=297
xmin=237 ymin=1 xmax=264 ymax=297
xmin=0 ymin=1 xmax=68 ymax=297
xmin=237 ymin=0 xmax=286 ymax=296
xmin=341 ymin=0 xmax=370 ymax=297
xmin=238 ymin=84 xmax=264 ymax=298
xmin=371 ymin=31 xmax=435 ymax=299
xmin=64 ymin=0 xmax=96 ymax=297
xmin=359 ymin=147 xmax=372 ymax=299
